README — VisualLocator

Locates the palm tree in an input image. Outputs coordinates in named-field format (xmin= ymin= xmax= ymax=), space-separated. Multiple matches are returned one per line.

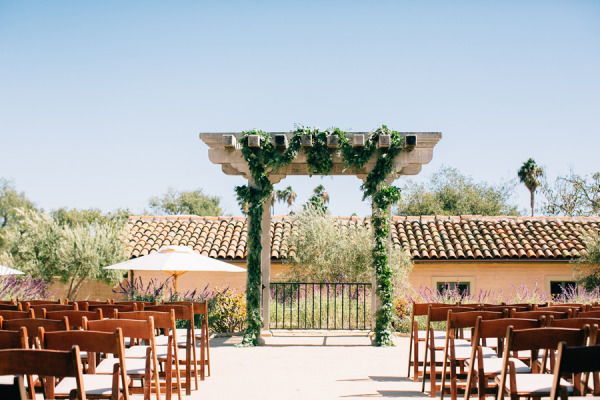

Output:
xmin=518 ymin=158 xmax=544 ymax=217
xmin=314 ymin=184 xmax=330 ymax=205
xmin=276 ymin=186 xmax=297 ymax=213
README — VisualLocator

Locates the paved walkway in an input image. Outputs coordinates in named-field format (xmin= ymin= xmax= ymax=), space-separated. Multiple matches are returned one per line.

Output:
xmin=190 ymin=332 xmax=428 ymax=400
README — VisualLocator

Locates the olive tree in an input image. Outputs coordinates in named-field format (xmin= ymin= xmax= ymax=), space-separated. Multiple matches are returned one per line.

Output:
xmin=1 ymin=210 xmax=127 ymax=300
xmin=282 ymin=206 xmax=412 ymax=283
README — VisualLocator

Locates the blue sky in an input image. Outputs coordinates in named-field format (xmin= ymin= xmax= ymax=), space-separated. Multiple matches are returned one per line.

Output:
xmin=1 ymin=1 xmax=599 ymax=216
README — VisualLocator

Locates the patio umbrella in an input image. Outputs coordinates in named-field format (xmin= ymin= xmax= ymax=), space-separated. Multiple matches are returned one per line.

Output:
xmin=0 ymin=264 xmax=24 ymax=276
xmin=104 ymin=245 xmax=245 ymax=291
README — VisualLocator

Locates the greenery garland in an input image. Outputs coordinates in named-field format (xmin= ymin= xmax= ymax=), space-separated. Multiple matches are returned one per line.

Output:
xmin=235 ymin=126 xmax=404 ymax=346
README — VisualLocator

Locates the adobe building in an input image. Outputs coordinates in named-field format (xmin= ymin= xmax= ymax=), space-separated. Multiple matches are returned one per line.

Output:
xmin=124 ymin=215 xmax=600 ymax=298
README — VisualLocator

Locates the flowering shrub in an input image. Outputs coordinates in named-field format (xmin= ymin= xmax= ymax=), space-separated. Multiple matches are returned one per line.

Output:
xmin=208 ymin=286 xmax=246 ymax=333
xmin=0 ymin=274 xmax=52 ymax=301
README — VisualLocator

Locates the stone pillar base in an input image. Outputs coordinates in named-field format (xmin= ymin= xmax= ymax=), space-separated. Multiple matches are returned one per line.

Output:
xmin=257 ymin=330 xmax=272 ymax=346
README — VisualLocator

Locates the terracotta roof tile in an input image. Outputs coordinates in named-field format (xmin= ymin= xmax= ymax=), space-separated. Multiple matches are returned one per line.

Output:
xmin=124 ymin=215 xmax=600 ymax=261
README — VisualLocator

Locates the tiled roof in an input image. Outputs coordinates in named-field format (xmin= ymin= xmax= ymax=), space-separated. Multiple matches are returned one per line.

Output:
xmin=125 ymin=215 xmax=600 ymax=261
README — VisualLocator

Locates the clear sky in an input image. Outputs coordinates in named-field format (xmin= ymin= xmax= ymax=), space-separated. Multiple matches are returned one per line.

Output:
xmin=1 ymin=1 xmax=599 ymax=217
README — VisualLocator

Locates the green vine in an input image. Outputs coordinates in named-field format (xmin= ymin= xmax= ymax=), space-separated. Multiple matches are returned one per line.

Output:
xmin=235 ymin=126 xmax=405 ymax=346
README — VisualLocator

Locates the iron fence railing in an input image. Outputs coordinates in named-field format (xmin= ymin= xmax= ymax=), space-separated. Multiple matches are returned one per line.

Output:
xmin=269 ymin=282 xmax=372 ymax=330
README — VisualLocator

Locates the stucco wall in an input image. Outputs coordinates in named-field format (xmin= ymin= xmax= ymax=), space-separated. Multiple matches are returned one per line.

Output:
xmin=47 ymin=260 xmax=575 ymax=301
xmin=407 ymin=261 xmax=575 ymax=295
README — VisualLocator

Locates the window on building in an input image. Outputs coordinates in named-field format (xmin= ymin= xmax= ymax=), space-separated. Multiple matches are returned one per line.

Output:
xmin=550 ymin=280 xmax=577 ymax=297
xmin=436 ymin=281 xmax=471 ymax=295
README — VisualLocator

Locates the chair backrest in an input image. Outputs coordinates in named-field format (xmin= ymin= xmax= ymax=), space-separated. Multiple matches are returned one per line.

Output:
xmin=474 ymin=317 xmax=540 ymax=341
xmin=0 ymin=304 xmax=22 ymax=311
xmin=45 ymin=310 xmax=103 ymax=329
xmin=145 ymin=304 xmax=194 ymax=322
xmin=548 ymin=317 xmax=600 ymax=330
xmin=0 ymin=347 xmax=86 ymax=399
xmin=550 ymin=342 xmax=600 ymax=398
xmin=447 ymin=310 xmax=504 ymax=330
xmin=116 ymin=310 xmax=176 ymax=332
xmin=506 ymin=326 xmax=588 ymax=353
xmin=511 ymin=310 xmax=571 ymax=321
xmin=85 ymin=317 xmax=155 ymax=340
xmin=165 ymin=301 xmax=208 ymax=316
xmin=0 ymin=327 xmax=28 ymax=349
xmin=74 ymin=300 xmax=110 ymax=311
xmin=114 ymin=301 xmax=156 ymax=311
xmin=3 ymin=317 xmax=69 ymax=347
xmin=576 ymin=310 xmax=600 ymax=319
xmin=27 ymin=303 xmax=78 ymax=315
xmin=19 ymin=299 xmax=63 ymax=306
xmin=427 ymin=305 xmax=473 ymax=323
xmin=0 ymin=310 xmax=34 ymax=320
xmin=88 ymin=304 xmax=137 ymax=318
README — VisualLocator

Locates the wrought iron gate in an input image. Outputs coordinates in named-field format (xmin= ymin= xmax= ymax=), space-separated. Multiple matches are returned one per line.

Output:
xmin=269 ymin=282 xmax=372 ymax=330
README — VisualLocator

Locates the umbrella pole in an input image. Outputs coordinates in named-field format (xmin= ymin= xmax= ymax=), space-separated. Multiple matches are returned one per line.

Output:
xmin=168 ymin=271 xmax=187 ymax=293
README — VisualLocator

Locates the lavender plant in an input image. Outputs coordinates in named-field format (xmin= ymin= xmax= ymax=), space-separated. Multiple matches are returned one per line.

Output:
xmin=0 ymin=274 xmax=52 ymax=301
xmin=113 ymin=276 xmax=209 ymax=303
xmin=553 ymin=284 xmax=600 ymax=304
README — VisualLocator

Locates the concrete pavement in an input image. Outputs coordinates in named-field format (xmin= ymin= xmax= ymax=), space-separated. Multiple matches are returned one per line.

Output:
xmin=190 ymin=332 xmax=428 ymax=400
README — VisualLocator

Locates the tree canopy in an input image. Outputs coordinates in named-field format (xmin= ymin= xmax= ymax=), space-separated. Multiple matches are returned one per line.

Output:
xmin=543 ymin=171 xmax=600 ymax=217
xmin=395 ymin=166 xmax=519 ymax=216
xmin=1 ymin=210 xmax=128 ymax=300
xmin=148 ymin=188 xmax=222 ymax=216
xmin=283 ymin=205 xmax=412 ymax=283
xmin=0 ymin=178 xmax=36 ymax=228
xmin=51 ymin=207 xmax=131 ymax=226
xmin=572 ymin=231 xmax=600 ymax=289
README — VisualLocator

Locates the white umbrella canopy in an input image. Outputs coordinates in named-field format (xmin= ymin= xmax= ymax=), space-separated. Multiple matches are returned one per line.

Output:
xmin=104 ymin=245 xmax=245 ymax=291
xmin=0 ymin=264 xmax=24 ymax=276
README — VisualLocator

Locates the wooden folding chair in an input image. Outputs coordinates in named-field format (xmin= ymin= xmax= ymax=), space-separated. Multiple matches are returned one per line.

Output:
xmin=439 ymin=311 xmax=504 ymax=400
xmin=165 ymin=301 xmax=210 ymax=378
xmin=0 ymin=347 xmax=86 ymax=400
xmin=496 ymin=327 xmax=589 ymax=400
xmin=550 ymin=343 xmax=600 ymax=399
xmin=85 ymin=317 xmax=160 ymax=400
xmin=146 ymin=304 xmax=198 ymax=392
xmin=0 ymin=328 xmax=33 ymax=399
xmin=117 ymin=310 xmax=182 ymax=400
xmin=421 ymin=305 xmax=473 ymax=395
xmin=464 ymin=318 xmax=540 ymax=400
xmin=407 ymin=302 xmax=447 ymax=381
xmin=40 ymin=327 xmax=130 ymax=400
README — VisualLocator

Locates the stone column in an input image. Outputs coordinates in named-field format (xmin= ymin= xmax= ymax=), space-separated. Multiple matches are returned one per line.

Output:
xmin=261 ymin=199 xmax=272 ymax=334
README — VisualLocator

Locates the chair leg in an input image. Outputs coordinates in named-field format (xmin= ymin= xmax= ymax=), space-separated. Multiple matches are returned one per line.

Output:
xmin=430 ymin=332 xmax=438 ymax=398
xmin=408 ymin=319 xmax=415 ymax=379
xmin=204 ymin=319 xmax=211 ymax=377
